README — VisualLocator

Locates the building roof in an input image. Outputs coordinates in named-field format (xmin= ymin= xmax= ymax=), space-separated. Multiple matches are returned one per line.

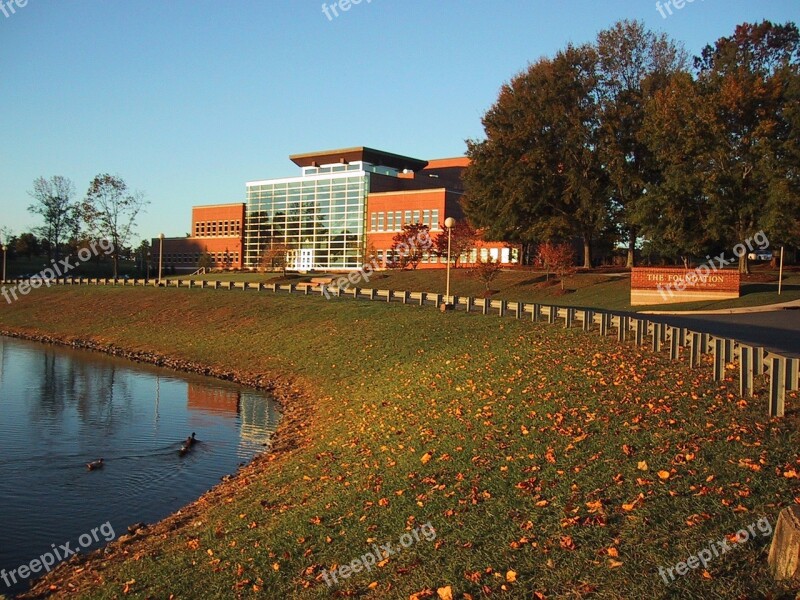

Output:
xmin=289 ymin=147 xmax=429 ymax=172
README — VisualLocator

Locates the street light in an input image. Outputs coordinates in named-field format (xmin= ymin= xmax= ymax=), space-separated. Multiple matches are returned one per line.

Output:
xmin=158 ymin=233 xmax=165 ymax=285
xmin=444 ymin=217 xmax=455 ymax=303
xmin=1 ymin=244 xmax=6 ymax=283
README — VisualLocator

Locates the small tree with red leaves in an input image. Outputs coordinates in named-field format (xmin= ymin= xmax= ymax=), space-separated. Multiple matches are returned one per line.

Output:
xmin=433 ymin=221 xmax=478 ymax=267
xmin=472 ymin=256 xmax=503 ymax=295
xmin=536 ymin=242 xmax=575 ymax=289
xmin=389 ymin=223 xmax=431 ymax=270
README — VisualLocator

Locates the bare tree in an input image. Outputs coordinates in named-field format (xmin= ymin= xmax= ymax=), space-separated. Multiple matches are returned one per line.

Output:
xmin=83 ymin=174 xmax=148 ymax=278
xmin=28 ymin=176 xmax=79 ymax=261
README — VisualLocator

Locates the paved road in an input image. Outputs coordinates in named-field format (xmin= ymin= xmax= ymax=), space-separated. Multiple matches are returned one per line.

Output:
xmin=641 ymin=309 xmax=800 ymax=356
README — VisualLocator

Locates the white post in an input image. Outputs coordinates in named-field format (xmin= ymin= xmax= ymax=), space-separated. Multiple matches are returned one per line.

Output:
xmin=1 ymin=244 xmax=6 ymax=283
xmin=444 ymin=217 xmax=455 ymax=304
xmin=778 ymin=246 xmax=784 ymax=295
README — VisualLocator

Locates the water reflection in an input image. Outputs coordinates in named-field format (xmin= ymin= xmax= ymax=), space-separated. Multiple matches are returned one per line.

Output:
xmin=0 ymin=336 xmax=280 ymax=595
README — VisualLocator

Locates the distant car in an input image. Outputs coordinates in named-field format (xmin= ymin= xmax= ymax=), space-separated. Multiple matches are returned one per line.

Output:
xmin=748 ymin=251 xmax=773 ymax=261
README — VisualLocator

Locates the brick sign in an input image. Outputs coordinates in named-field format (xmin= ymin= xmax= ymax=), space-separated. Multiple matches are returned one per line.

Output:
xmin=631 ymin=267 xmax=740 ymax=306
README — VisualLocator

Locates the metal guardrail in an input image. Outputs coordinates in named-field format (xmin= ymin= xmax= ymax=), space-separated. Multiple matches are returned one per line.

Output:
xmin=5 ymin=276 xmax=795 ymax=417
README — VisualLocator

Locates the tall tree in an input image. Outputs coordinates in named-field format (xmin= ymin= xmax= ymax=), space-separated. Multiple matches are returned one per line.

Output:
xmin=28 ymin=176 xmax=79 ymax=261
xmin=637 ymin=72 xmax=716 ymax=265
xmin=694 ymin=22 xmax=798 ymax=272
xmin=82 ymin=174 xmax=148 ymax=278
xmin=464 ymin=45 xmax=611 ymax=268
xmin=595 ymin=20 xmax=688 ymax=267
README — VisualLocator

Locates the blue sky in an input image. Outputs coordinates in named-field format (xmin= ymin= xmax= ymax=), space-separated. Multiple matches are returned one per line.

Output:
xmin=1 ymin=0 xmax=797 ymax=243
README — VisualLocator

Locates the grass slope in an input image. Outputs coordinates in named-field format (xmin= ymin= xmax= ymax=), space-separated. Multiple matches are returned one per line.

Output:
xmin=1 ymin=287 xmax=798 ymax=599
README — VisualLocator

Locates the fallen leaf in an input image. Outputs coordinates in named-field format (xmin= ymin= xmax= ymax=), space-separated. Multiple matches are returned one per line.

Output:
xmin=436 ymin=586 xmax=453 ymax=600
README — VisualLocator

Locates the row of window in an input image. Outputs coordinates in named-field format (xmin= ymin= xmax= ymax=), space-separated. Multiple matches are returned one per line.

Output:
xmin=163 ymin=252 xmax=240 ymax=264
xmin=194 ymin=220 xmax=242 ymax=237
xmin=372 ymin=247 xmax=519 ymax=265
xmin=247 ymin=175 xmax=365 ymax=194
xmin=369 ymin=209 xmax=440 ymax=233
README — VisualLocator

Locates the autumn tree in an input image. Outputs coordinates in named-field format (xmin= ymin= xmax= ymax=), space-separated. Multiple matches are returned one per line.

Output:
xmin=260 ymin=241 xmax=289 ymax=274
xmin=596 ymin=20 xmax=688 ymax=267
xmin=83 ymin=174 xmax=148 ymax=278
xmin=641 ymin=21 xmax=800 ymax=273
xmin=536 ymin=242 xmax=575 ymax=289
xmin=433 ymin=220 xmax=477 ymax=267
xmin=472 ymin=256 xmax=503 ymax=294
xmin=390 ymin=223 xmax=431 ymax=270
xmin=28 ymin=176 xmax=80 ymax=261
xmin=464 ymin=44 xmax=611 ymax=268
xmin=637 ymin=72 xmax=716 ymax=266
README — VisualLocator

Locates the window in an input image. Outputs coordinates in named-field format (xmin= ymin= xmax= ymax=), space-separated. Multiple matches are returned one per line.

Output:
xmin=377 ymin=212 xmax=385 ymax=232
xmin=395 ymin=211 xmax=402 ymax=229
xmin=423 ymin=210 xmax=430 ymax=228
xmin=404 ymin=210 xmax=411 ymax=226
xmin=371 ymin=213 xmax=377 ymax=232
xmin=412 ymin=210 xmax=420 ymax=224
xmin=431 ymin=209 xmax=440 ymax=230
xmin=387 ymin=212 xmax=394 ymax=231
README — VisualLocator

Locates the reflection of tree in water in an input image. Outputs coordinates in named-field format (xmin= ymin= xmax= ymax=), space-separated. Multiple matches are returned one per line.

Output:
xmin=30 ymin=350 xmax=135 ymax=437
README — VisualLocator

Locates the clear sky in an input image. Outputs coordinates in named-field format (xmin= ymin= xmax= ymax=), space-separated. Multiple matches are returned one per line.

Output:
xmin=1 ymin=0 xmax=797 ymax=243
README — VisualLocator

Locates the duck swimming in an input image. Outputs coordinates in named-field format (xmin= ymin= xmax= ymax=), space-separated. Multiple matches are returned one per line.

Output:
xmin=87 ymin=458 xmax=104 ymax=471
xmin=185 ymin=432 xmax=197 ymax=447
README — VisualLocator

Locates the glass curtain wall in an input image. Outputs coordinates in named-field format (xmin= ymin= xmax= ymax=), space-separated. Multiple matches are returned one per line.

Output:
xmin=245 ymin=171 xmax=368 ymax=270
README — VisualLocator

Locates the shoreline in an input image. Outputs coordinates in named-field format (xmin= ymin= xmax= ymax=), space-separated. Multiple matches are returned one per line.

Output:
xmin=0 ymin=327 xmax=314 ymax=599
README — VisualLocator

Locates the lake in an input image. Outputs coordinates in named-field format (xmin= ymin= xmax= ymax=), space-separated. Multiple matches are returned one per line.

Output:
xmin=0 ymin=336 xmax=280 ymax=595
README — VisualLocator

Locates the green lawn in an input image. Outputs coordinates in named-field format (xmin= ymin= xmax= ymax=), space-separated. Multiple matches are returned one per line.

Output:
xmin=164 ymin=265 xmax=800 ymax=313
xmin=321 ymin=267 xmax=800 ymax=313
xmin=1 ymin=287 xmax=798 ymax=599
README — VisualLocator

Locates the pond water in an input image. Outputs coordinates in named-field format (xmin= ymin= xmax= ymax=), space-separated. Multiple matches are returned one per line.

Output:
xmin=0 ymin=336 xmax=280 ymax=595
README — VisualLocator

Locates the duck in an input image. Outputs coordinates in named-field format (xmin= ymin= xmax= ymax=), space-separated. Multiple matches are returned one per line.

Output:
xmin=87 ymin=458 xmax=104 ymax=471
xmin=185 ymin=432 xmax=197 ymax=447
xmin=178 ymin=444 xmax=190 ymax=457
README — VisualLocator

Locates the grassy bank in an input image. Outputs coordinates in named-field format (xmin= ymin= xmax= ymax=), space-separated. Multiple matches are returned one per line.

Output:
xmin=1 ymin=286 xmax=799 ymax=599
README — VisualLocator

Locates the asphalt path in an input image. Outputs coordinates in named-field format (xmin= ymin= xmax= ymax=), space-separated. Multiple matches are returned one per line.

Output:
xmin=639 ymin=309 xmax=800 ymax=357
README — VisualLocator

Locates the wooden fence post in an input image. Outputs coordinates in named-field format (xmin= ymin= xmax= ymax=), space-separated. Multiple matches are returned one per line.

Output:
xmin=712 ymin=338 xmax=726 ymax=381
xmin=739 ymin=345 xmax=754 ymax=397
xmin=617 ymin=316 xmax=629 ymax=342
xmin=651 ymin=322 xmax=662 ymax=352
xmin=669 ymin=326 xmax=681 ymax=360
xmin=768 ymin=354 xmax=786 ymax=417
xmin=582 ymin=310 xmax=593 ymax=332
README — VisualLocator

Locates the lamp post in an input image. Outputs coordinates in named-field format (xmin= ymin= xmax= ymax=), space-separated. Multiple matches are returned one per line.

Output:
xmin=444 ymin=217 xmax=455 ymax=304
xmin=158 ymin=233 xmax=165 ymax=285
xmin=1 ymin=244 xmax=6 ymax=283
